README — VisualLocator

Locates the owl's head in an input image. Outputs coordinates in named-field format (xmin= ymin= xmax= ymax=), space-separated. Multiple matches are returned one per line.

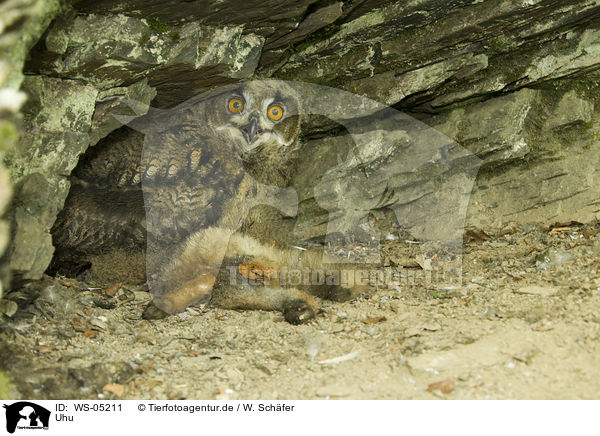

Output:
xmin=207 ymin=80 xmax=303 ymax=184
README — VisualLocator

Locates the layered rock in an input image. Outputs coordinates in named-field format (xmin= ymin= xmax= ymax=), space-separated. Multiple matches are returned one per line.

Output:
xmin=29 ymin=13 xmax=264 ymax=106
xmin=448 ymin=81 xmax=600 ymax=228
xmin=271 ymin=0 xmax=600 ymax=111
xmin=6 ymin=76 xmax=97 ymax=280
xmin=0 ymin=0 xmax=65 ymax=297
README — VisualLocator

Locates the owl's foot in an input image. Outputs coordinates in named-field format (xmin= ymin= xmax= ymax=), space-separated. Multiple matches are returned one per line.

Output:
xmin=282 ymin=298 xmax=316 ymax=324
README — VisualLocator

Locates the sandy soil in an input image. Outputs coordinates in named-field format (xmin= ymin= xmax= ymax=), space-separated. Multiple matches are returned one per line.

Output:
xmin=1 ymin=222 xmax=599 ymax=400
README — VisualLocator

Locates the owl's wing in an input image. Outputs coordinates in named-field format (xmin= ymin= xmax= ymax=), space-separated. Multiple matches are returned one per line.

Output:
xmin=75 ymin=127 xmax=144 ymax=188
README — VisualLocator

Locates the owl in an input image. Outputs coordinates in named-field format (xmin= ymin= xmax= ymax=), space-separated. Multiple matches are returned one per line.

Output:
xmin=52 ymin=80 xmax=357 ymax=324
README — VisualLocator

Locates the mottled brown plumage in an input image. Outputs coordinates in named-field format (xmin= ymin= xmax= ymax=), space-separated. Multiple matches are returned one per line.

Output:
xmin=50 ymin=128 xmax=147 ymax=276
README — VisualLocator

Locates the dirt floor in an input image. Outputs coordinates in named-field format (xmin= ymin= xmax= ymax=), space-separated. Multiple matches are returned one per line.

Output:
xmin=1 ymin=221 xmax=599 ymax=400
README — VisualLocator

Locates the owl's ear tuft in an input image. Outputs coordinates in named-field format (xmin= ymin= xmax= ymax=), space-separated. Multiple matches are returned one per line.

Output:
xmin=112 ymin=99 xmax=165 ymax=133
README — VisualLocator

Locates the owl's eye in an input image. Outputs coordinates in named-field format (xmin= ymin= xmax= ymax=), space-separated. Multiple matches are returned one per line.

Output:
xmin=267 ymin=104 xmax=285 ymax=122
xmin=227 ymin=97 xmax=244 ymax=113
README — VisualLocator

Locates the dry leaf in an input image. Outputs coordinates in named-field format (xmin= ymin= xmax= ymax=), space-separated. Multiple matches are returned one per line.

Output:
xmin=35 ymin=345 xmax=54 ymax=353
xmin=239 ymin=262 xmax=273 ymax=281
xmin=103 ymin=282 xmax=122 ymax=297
xmin=72 ymin=316 xmax=90 ymax=332
xmin=84 ymin=309 xmax=94 ymax=316
xmin=103 ymin=383 xmax=125 ymax=397
xmin=427 ymin=379 xmax=454 ymax=394
xmin=82 ymin=330 xmax=98 ymax=338
xmin=58 ymin=277 xmax=79 ymax=288
xmin=422 ymin=323 xmax=441 ymax=331
xmin=146 ymin=380 xmax=162 ymax=389
xmin=549 ymin=227 xmax=571 ymax=234
xmin=361 ymin=316 xmax=387 ymax=324
xmin=549 ymin=221 xmax=582 ymax=232
xmin=465 ymin=229 xmax=492 ymax=243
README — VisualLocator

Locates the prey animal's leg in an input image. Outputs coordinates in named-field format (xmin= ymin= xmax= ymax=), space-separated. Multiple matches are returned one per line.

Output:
xmin=145 ymin=227 xmax=362 ymax=323
xmin=211 ymin=281 xmax=317 ymax=325
xmin=148 ymin=227 xmax=320 ymax=323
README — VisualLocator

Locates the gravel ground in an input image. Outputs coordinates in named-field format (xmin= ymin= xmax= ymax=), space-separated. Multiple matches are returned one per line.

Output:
xmin=1 ymin=222 xmax=599 ymax=399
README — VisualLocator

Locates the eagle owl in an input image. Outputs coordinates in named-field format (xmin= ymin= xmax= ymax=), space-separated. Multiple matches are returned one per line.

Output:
xmin=52 ymin=80 xmax=355 ymax=324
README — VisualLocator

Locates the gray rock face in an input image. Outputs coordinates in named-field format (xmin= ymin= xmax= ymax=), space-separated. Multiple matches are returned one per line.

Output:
xmin=271 ymin=0 xmax=600 ymax=110
xmin=423 ymin=80 xmax=600 ymax=229
xmin=89 ymin=79 xmax=157 ymax=146
xmin=73 ymin=0 xmax=321 ymax=43
xmin=4 ymin=75 xmax=157 ymax=280
xmin=6 ymin=76 xmax=97 ymax=280
xmin=426 ymin=88 xmax=542 ymax=168
xmin=0 ymin=0 xmax=65 ymax=293
xmin=289 ymin=81 xmax=598 ymax=242
xmin=545 ymin=90 xmax=594 ymax=130
xmin=0 ymin=0 xmax=63 ymax=91
xmin=471 ymin=121 xmax=600 ymax=228
xmin=33 ymin=13 xmax=264 ymax=106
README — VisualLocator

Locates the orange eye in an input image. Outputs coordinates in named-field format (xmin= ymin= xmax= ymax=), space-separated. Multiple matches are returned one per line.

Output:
xmin=267 ymin=105 xmax=284 ymax=121
xmin=228 ymin=97 xmax=244 ymax=113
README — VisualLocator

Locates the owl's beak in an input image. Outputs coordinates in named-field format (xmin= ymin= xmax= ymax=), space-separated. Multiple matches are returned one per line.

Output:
xmin=240 ymin=115 xmax=262 ymax=144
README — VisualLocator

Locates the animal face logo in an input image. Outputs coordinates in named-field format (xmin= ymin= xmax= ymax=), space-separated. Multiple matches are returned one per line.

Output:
xmin=3 ymin=402 xmax=50 ymax=433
